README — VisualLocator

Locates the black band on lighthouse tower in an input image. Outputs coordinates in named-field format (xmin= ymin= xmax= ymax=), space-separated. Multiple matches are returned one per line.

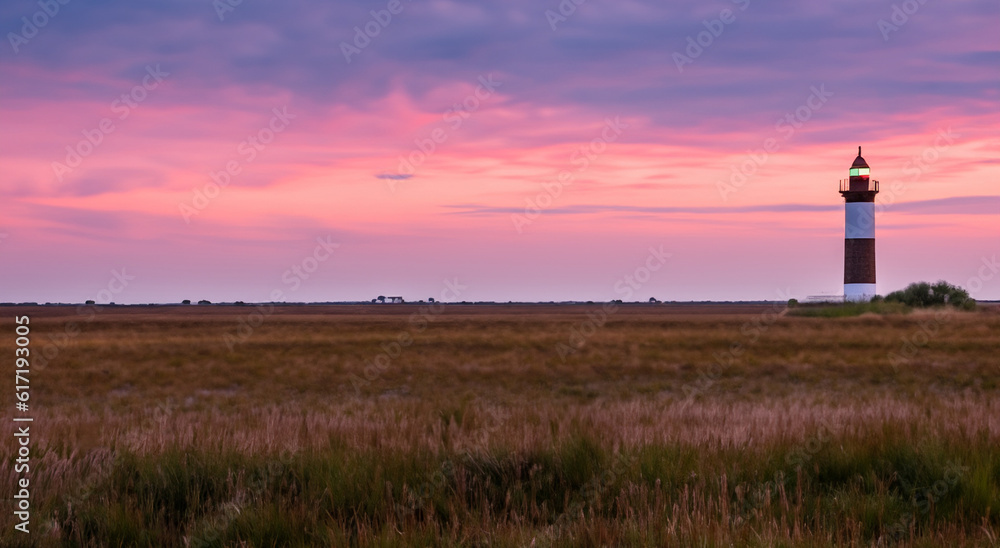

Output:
xmin=839 ymin=147 xmax=878 ymax=301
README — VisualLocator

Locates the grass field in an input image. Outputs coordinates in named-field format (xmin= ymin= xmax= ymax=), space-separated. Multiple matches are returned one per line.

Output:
xmin=2 ymin=303 xmax=999 ymax=547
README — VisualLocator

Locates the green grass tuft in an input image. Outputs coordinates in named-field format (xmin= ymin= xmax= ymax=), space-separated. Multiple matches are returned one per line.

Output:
xmin=788 ymin=301 xmax=911 ymax=317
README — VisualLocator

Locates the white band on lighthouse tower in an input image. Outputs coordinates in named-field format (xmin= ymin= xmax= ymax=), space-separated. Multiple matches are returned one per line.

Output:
xmin=844 ymin=283 xmax=877 ymax=302
xmin=845 ymin=202 xmax=875 ymax=239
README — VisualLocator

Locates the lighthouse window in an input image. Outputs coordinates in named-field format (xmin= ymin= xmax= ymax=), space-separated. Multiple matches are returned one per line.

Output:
xmin=849 ymin=167 xmax=870 ymax=176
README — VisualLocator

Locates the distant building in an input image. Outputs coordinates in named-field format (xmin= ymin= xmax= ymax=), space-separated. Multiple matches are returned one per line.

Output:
xmin=387 ymin=296 xmax=404 ymax=303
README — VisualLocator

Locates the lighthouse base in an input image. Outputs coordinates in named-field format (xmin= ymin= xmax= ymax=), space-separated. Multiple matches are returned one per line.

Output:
xmin=844 ymin=283 xmax=877 ymax=302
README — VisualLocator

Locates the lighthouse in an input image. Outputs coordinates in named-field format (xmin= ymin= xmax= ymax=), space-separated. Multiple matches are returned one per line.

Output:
xmin=839 ymin=147 xmax=879 ymax=301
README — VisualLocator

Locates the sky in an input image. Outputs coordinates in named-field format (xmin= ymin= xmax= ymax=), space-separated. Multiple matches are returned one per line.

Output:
xmin=1 ymin=0 xmax=998 ymax=304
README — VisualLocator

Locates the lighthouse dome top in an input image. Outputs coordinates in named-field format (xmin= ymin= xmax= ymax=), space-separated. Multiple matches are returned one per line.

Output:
xmin=851 ymin=146 xmax=869 ymax=169
xmin=848 ymin=146 xmax=871 ymax=179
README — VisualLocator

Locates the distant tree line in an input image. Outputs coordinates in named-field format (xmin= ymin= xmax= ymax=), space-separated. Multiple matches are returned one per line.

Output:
xmin=879 ymin=281 xmax=975 ymax=310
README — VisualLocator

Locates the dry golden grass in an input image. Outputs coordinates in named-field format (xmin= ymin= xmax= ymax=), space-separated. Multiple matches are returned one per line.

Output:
xmin=1 ymin=303 xmax=998 ymax=546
